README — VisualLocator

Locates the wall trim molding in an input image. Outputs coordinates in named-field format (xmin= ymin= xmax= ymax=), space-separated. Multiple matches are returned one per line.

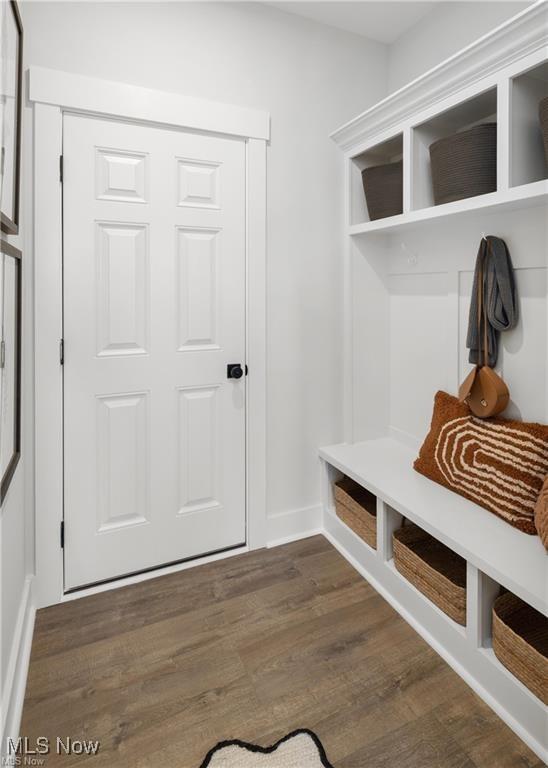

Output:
xmin=266 ymin=505 xmax=323 ymax=548
xmin=28 ymin=67 xmax=270 ymax=141
xmin=331 ymin=2 xmax=548 ymax=153
xmin=1 ymin=576 xmax=35 ymax=762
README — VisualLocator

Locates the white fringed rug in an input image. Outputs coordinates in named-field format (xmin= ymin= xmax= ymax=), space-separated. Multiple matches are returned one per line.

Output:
xmin=199 ymin=729 xmax=334 ymax=768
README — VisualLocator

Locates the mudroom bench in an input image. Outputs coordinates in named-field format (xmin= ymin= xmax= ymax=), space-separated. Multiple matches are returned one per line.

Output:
xmin=319 ymin=438 xmax=547 ymax=760
xmin=323 ymin=4 xmax=548 ymax=761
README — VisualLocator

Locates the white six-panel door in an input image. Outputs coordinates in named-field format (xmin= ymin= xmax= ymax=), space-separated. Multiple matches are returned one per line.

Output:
xmin=63 ymin=114 xmax=247 ymax=589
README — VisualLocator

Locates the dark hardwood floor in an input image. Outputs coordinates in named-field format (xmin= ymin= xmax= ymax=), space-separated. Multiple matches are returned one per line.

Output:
xmin=21 ymin=536 xmax=542 ymax=767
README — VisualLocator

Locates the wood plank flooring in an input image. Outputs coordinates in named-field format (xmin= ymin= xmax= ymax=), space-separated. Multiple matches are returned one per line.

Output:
xmin=21 ymin=537 xmax=542 ymax=767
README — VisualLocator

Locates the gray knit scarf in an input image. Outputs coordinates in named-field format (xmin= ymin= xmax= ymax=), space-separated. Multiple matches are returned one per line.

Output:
xmin=467 ymin=236 xmax=518 ymax=367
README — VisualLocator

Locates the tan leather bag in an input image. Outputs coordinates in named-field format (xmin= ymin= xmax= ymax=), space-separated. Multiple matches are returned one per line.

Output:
xmin=459 ymin=243 xmax=509 ymax=418
xmin=459 ymin=365 xmax=509 ymax=418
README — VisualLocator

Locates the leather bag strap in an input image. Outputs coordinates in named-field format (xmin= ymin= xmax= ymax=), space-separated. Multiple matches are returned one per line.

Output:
xmin=477 ymin=238 xmax=489 ymax=369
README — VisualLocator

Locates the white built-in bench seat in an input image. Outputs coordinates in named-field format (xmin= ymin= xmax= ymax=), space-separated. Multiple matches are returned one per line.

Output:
xmin=319 ymin=438 xmax=548 ymax=761
xmin=325 ymin=4 xmax=548 ymax=758
xmin=320 ymin=438 xmax=547 ymax=615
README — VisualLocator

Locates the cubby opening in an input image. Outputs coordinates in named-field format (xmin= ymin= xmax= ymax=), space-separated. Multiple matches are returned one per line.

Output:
xmin=510 ymin=61 xmax=548 ymax=188
xmin=392 ymin=520 xmax=467 ymax=626
xmin=333 ymin=475 xmax=377 ymax=550
xmin=490 ymin=590 xmax=548 ymax=704
xmin=349 ymin=134 xmax=403 ymax=226
xmin=412 ymin=87 xmax=498 ymax=210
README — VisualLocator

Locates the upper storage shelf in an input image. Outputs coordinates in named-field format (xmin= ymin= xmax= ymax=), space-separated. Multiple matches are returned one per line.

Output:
xmin=412 ymin=88 xmax=497 ymax=211
xmin=332 ymin=2 xmax=548 ymax=236
xmin=511 ymin=61 xmax=548 ymax=188
xmin=348 ymin=179 xmax=548 ymax=236
xmin=350 ymin=134 xmax=403 ymax=226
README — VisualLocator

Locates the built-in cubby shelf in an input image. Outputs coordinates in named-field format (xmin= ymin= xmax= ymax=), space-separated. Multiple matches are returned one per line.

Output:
xmin=385 ymin=557 xmax=467 ymax=637
xmin=345 ymin=49 xmax=548 ymax=234
xmin=348 ymin=178 xmax=548 ymax=235
xmin=511 ymin=61 xmax=548 ymax=188
xmin=412 ymin=87 xmax=497 ymax=211
xmin=326 ymin=5 xmax=548 ymax=759
xmin=350 ymin=133 xmax=403 ymax=225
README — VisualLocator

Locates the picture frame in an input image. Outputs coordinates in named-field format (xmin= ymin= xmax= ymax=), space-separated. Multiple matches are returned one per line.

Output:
xmin=0 ymin=0 xmax=23 ymax=235
xmin=0 ymin=238 xmax=21 ymax=503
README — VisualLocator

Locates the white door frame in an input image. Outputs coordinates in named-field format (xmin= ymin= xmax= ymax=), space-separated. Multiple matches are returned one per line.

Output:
xmin=30 ymin=66 xmax=269 ymax=609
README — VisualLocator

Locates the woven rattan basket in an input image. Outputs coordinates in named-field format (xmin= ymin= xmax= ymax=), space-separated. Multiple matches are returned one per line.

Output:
xmin=393 ymin=523 xmax=466 ymax=625
xmin=334 ymin=477 xmax=377 ymax=549
xmin=540 ymin=96 xmax=548 ymax=167
xmin=361 ymin=161 xmax=403 ymax=221
xmin=429 ymin=123 xmax=497 ymax=205
xmin=492 ymin=592 xmax=548 ymax=704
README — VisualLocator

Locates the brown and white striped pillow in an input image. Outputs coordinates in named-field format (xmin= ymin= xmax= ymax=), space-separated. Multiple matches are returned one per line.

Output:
xmin=414 ymin=391 xmax=548 ymax=534
xmin=535 ymin=477 xmax=548 ymax=549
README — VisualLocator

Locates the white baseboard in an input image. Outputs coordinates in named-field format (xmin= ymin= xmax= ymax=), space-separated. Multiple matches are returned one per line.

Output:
xmin=266 ymin=504 xmax=323 ymax=548
xmin=1 ymin=576 xmax=35 ymax=762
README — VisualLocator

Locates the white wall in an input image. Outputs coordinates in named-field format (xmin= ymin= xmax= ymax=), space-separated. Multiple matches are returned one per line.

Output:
xmin=17 ymin=1 xmax=386 ymax=543
xmin=1 ymin=470 xmax=27 ymax=695
xmin=352 ymin=205 xmax=548 ymax=448
xmin=388 ymin=1 xmax=530 ymax=93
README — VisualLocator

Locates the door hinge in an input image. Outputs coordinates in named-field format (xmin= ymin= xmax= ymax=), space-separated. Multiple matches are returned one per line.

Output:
xmin=59 ymin=155 xmax=64 ymax=183
xmin=60 ymin=521 xmax=65 ymax=549
xmin=59 ymin=338 xmax=64 ymax=365
xmin=0 ymin=340 xmax=5 ymax=369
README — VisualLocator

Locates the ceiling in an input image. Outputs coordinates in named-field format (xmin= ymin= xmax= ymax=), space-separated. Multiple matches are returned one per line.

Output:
xmin=268 ymin=2 xmax=436 ymax=44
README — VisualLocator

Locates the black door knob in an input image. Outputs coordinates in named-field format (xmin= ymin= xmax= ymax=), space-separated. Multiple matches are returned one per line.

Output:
xmin=227 ymin=363 xmax=244 ymax=379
